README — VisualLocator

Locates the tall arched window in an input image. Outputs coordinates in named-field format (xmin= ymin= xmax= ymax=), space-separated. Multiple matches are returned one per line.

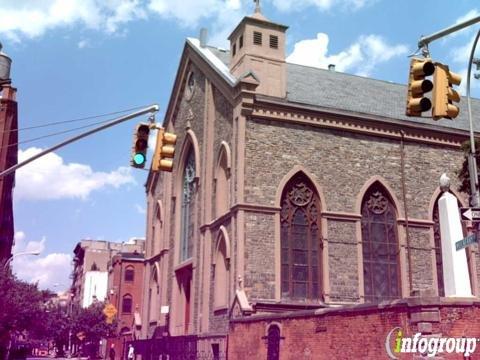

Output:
xmin=215 ymin=152 xmax=229 ymax=218
xmin=361 ymin=183 xmax=400 ymax=302
xmin=266 ymin=325 xmax=281 ymax=360
xmin=180 ymin=149 xmax=196 ymax=262
xmin=122 ymin=294 xmax=133 ymax=314
xmin=152 ymin=203 xmax=162 ymax=254
xmin=124 ymin=266 xmax=134 ymax=282
xmin=214 ymin=236 xmax=228 ymax=308
xmin=280 ymin=173 xmax=322 ymax=300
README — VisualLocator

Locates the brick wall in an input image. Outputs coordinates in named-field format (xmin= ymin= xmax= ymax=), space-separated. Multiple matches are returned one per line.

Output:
xmin=228 ymin=299 xmax=480 ymax=359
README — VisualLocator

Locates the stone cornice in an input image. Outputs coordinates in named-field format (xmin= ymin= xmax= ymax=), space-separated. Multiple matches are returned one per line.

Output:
xmin=252 ymin=96 xmax=473 ymax=148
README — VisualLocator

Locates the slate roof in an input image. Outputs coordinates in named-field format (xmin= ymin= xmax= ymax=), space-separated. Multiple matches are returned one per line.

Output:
xmin=205 ymin=44 xmax=480 ymax=133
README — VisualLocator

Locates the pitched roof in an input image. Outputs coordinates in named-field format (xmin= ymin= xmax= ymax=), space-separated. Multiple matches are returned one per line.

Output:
xmin=191 ymin=40 xmax=480 ymax=133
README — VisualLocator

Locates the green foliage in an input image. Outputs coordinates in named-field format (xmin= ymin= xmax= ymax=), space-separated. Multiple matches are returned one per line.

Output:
xmin=0 ymin=270 xmax=49 ymax=339
xmin=456 ymin=139 xmax=480 ymax=195
xmin=71 ymin=302 xmax=117 ymax=342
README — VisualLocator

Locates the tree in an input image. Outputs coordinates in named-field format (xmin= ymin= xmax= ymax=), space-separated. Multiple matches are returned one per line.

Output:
xmin=0 ymin=270 xmax=52 ymax=359
xmin=70 ymin=302 xmax=117 ymax=358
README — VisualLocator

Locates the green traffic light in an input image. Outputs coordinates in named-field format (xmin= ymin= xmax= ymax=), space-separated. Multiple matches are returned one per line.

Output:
xmin=133 ymin=153 xmax=146 ymax=165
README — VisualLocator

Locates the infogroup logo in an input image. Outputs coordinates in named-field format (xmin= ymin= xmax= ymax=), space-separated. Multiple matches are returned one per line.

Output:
xmin=385 ymin=327 xmax=477 ymax=359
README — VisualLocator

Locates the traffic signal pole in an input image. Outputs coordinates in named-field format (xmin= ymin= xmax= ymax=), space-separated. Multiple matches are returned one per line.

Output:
xmin=417 ymin=16 xmax=480 ymax=207
xmin=0 ymin=104 xmax=159 ymax=179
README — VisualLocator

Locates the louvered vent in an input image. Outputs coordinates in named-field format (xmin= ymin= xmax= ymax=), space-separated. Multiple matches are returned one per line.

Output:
xmin=270 ymin=35 xmax=278 ymax=49
xmin=253 ymin=31 xmax=262 ymax=45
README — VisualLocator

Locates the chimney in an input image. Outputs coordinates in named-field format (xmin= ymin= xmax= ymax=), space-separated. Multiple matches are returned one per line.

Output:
xmin=199 ymin=28 xmax=208 ymax=48
xmin=328 ymin=64 xmax=335 ymax=72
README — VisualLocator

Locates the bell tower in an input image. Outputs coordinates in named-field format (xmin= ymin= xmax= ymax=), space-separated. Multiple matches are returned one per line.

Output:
xmin=228 ymin=1 xmax=288 ymax=98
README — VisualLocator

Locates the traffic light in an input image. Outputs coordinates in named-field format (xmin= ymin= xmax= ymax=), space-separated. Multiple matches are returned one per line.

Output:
xmin=432 ymin=62 xmax=462 ymax=120
xmin=131 ymin=123 xmax=150 ymax=168
xmin=152 ymin=128 xmax=177 ymax=172
xmin=406 ymin=58 xmax=435 ymax=116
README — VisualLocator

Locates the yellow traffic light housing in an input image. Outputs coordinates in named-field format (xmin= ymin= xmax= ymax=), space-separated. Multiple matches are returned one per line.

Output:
xmin=152 ymin=128 xmax=177 ymax=172
xmin=131 ymin=123 xmax=150 ymax=168
xmin=406 ymin=58 xmax=435 ymax=116
xmin=432 ymin=62 xmax=462 ymax=120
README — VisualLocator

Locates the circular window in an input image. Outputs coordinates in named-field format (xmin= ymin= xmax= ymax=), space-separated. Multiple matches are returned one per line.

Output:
xmin=186 ymin=71 xmax=195 ymax=101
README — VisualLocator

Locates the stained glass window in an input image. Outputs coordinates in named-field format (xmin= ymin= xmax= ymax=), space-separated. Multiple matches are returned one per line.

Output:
xmin=180 ymin=149 xmax=195 ymax=262
xmin=361 ymin=184 xmax=400 ymax=302
xmin=280 ymin=173 xmax=322 ymax=300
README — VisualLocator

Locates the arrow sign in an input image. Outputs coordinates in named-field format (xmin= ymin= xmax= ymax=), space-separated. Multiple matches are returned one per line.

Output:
xmin=456 ymin=234 xmax=477 ymax=251
xmin=460 ymin=207 xmax=480 ymax=221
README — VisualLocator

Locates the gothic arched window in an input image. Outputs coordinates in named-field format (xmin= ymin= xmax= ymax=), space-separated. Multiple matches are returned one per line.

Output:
xmin=361 ymin=183 xmax=400 ymax=302
xmin=266 ymin=325 xmax=281 ymax=360
xmin=213 ymin=236 xmax=229 ymax=308
xmin=280 ymin=173 xmax=322 ymax=300
xmin=180 ymin=149 xmax=196 ymax=262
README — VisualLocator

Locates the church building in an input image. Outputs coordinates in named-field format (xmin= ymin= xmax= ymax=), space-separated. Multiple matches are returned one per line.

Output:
xmin=139 ymin=3 xmax=480 ymax=358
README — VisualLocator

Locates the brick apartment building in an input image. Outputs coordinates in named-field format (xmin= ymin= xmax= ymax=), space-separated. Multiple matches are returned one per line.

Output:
xmin=0 ymin=45 xmax=17 ymax=266
xmin=106 ymin=251 xmax=145 ymax=358
xmin=137 ymin=4 xmax=480 ymax=359
xmin=70 ymin=239 xmax=145 ymax=308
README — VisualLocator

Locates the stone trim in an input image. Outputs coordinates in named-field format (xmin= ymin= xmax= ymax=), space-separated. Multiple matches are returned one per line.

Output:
xmin=253 ymin=97 xmax=470 ymax=148
xmin=230 ymin=297 xmax=480 ymax=324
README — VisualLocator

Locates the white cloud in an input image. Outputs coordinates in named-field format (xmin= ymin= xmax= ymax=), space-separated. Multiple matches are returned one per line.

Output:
xmin=11 ymin=232 xmax=72 ymax=291
xmin=271 ymin=0 xmax=375 ymax=12
xmin=135 ymin=203 xmax=146 ymax=214
xmin=287 ymin=32 xmax=408 ymax=77
xmin=0 ymin=0 xmax=146 ymax=41
xmin=15 ymin=147 xmax=136 ymax=201
xmin=77 ymin=39 xmax=89 ymax=48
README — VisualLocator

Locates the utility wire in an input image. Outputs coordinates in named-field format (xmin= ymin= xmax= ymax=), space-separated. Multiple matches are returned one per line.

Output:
xmin=0 ymin=105 xmax=149 ymax=135
xmin=1 ymin=116 xmax=127 ymax=151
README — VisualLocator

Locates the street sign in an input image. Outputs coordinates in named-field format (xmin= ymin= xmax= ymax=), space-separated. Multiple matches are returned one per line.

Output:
xmin=455 ymin=234 xmax=477 ymax=251
xmin=460 ymin=207 xmax=480 ymax=221
xmin=103 ymin=303 xmax=117 ymax=319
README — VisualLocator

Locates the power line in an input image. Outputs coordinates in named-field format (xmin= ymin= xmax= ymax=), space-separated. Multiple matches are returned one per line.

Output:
xmin=0 ymin=105 xmax=149 ymax=135
xmin=1 ymin=116 xmax=128 ymax=151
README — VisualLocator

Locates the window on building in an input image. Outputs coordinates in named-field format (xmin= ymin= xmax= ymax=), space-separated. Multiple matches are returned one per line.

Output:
xmin=215 ymin=151 xmax=229 ymax=217
xmin=266 ymin=325 xmax=281 ymax=360
xmin=253 ymin=31 xmax=262 ymax=45
xmin=232 ymin=43 xmax=236 ymax=57
xmin=269 ymin=35 xmax=279 ymax=49
xmin=180 ymin=148 xmax=196 ymax=262
xmin=214 ymin=236 xmax=228 ymax=308
xmin=122 ymin=295 xmax=132 ymax=314
xmin=280 ymin=173 xmax=322 ymax=300
xmin=361 ymin=183 xmax=400 ymax=302
xmin=125 ymin=267 xmax=134 ymax=282
xmin=239 ymin=35 xmax=243 ymax=49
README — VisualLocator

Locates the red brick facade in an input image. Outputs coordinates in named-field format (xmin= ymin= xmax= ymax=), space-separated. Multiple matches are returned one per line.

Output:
xmin=228 ymin=298 xmax=480 ymax=359
xmin=107 ymin=252 xmax=144 ymax=359
xmin=0 ymin=84 xmax=17 ymax=265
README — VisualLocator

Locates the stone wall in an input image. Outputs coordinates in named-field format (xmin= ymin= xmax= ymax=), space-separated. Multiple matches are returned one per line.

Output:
xmin=243 ymin=116 xmax=475 ymax=301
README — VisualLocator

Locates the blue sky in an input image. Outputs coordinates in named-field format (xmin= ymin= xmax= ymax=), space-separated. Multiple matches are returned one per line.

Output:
xmin=2 ymin=0 xmax=479 ymax=291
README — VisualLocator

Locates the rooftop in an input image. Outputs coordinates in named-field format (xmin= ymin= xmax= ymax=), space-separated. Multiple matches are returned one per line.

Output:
xmin=201 ymin=42 xmax=480 ymax=133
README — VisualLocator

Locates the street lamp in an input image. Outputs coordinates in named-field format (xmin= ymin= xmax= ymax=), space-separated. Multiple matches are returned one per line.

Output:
xmin=3 ymin=250 xmax=41 ymax=270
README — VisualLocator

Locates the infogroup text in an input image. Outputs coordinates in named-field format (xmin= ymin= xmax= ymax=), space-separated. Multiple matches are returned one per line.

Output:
xmin=385 ymin=327 xmax=477 ymax=359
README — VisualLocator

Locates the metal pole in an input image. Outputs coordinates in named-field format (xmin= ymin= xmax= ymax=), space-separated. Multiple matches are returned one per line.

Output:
xmin=3 ymin=251 xmax=40 ymax=270
xmin=0 ymin=104 xmax=159 ymax=179
xmin=418 ymin=16 xmax=480 ymax=49
xmin=467 ymin=29 xmax=480 ymax=207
